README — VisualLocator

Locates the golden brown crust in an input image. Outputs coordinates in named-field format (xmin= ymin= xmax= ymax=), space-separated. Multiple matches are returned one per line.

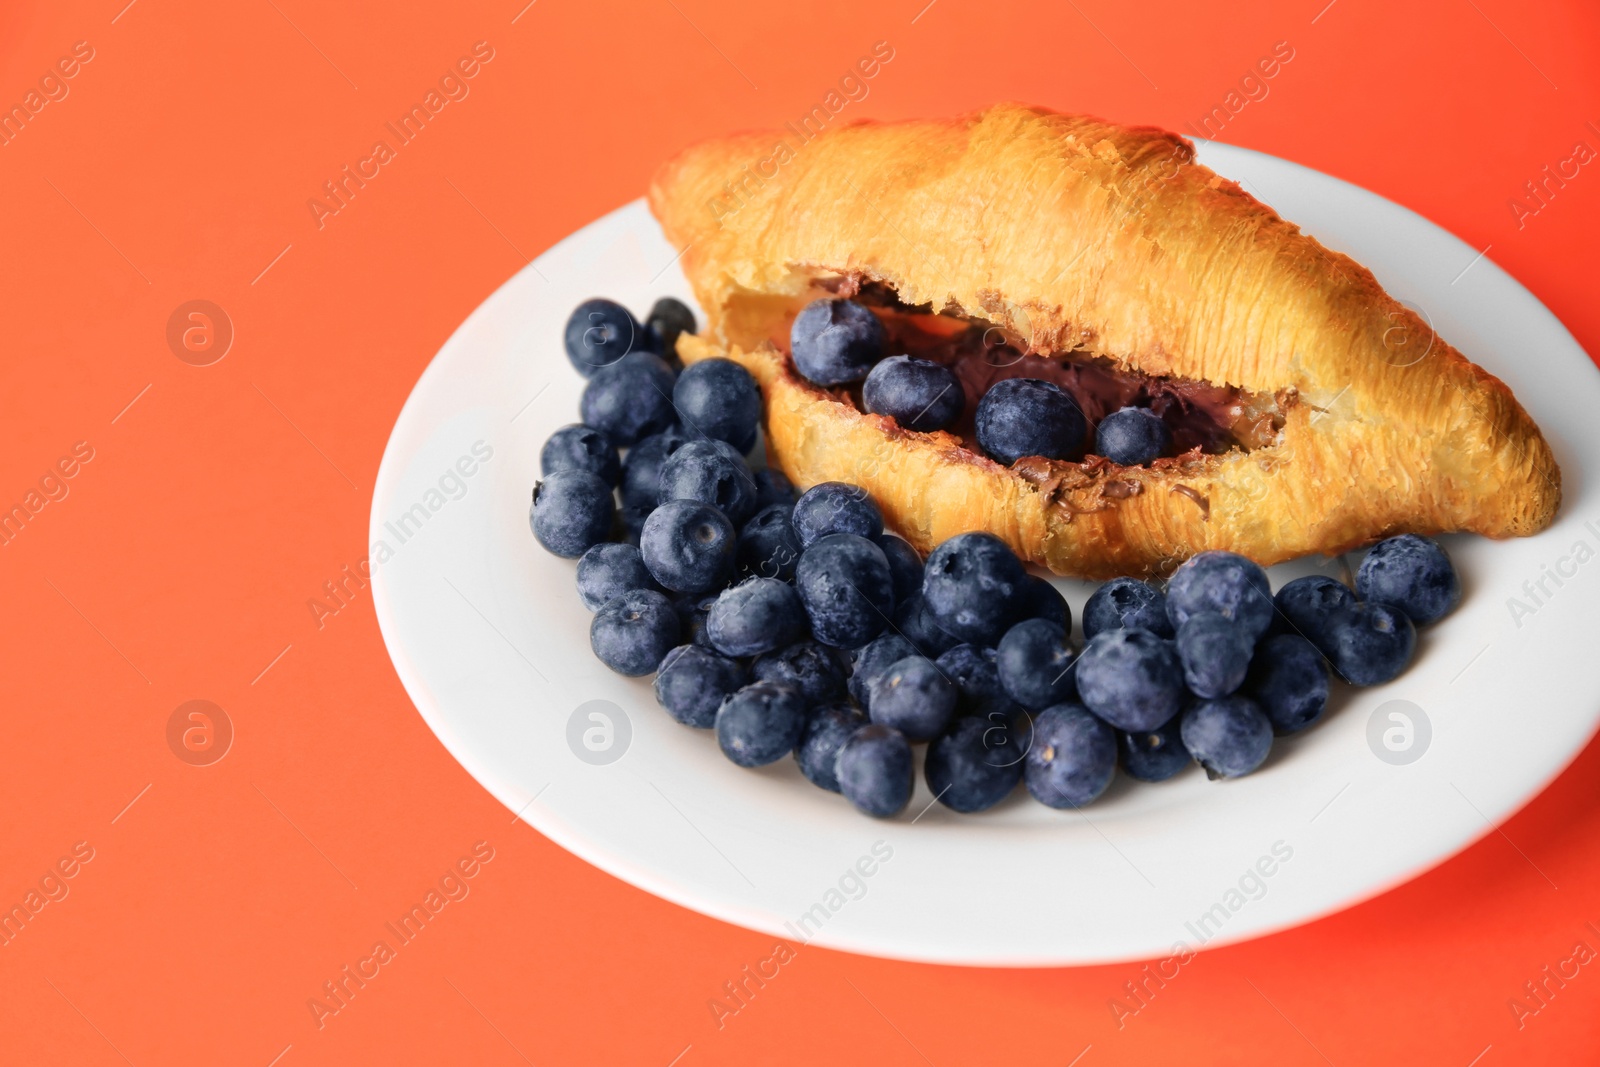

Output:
xmin=651 ymin=104 xmax=1560 ymax=578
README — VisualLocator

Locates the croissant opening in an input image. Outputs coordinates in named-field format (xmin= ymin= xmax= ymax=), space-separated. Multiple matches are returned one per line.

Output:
xmin=795 ymin=274 xmax=1291 ymax=468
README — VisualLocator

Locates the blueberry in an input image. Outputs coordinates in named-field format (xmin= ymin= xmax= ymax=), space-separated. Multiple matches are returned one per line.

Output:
xmin=715 ymin=682 xmax=807 ymax=767
xmin=738 ymin=504 xmax=802 ymax=581
xmin=869 ymin=656 xmax=958 ymax=741
xmin=1273 ymin=575 xmax=1356 ymax=652
xmin=848 ymin=633 xmax=918 ymax=707
xmin=673 ymin=358 xmax=761 ymax=454
xmin=1082 ymin=577 xmax=1172 ymax=639
xmin=576 ymin=543 xmax=658 ymax=611
xmin=590 ymin=589 xmax=679 ymax=676
xmin=706 ymin=577 xmax=808 ymax=657
xmin=657 ymin=439 xmax=758 ymax=525
xmin=792 ymin=482 xmax=883 ymax=546
xmin=672 ymin=594 xmax=717 ymax=648
xmin=1075 ymin=629 xmax=1185 ymax=731
xmin=752 ymin=468 xmax=797 ymax=509
xmin=795 ymin=533 xmax=895 ymax=649
xmin=580 ymin=351 xmax=678 ymax=446
xmin=639 ymin=500 xmax=737 ymax=595
xmin=996 ymin=619 xmax=1078 ymax=710
xmin=790 ymin=298 xmax=885 ymax=386
xmin=1024 ymin=704 xmax=1117 ymax=808
xmin=835 ymin=724 xmax=913 ymax=817
xmin=654 ymin=644 xmax=746 ymax=727
xmin=753 ymin=641 xmax=847 ymax=705
xmin=617 ymin=501 xmax=652 ymax=546
xmin=1018 ymin=576 xmax=1070 ymax=629
xmin=1356 ymin=534 xmax=1461 ymax=626
xmin=1094 ymin=407 xmax=1171 ymax=466
xmin=974 ymin=378 xmax=1086 ymax=465
xmin=1118 ymin=716 xmax=1192 ymax=782
xmin=935 ymin=644 xmax=1015 ymax=718
xmin=620 ymin=427 xmax=693 ymax=507
xmin=1174 ymin=611 xmax=1253 ymax=699
xmin=926 ymin=715 xmax=1024 ymax=812
xmin=862 ymin=355 xmax=964 ymax=432
xmin=645 ymin=296 xmax=697 ymax=362
xmin=922 ymin=532 xmax=1026 ymax=646
xmin=1324 ymin=602 xmax=1416 ymax=686
xmin=564 ymin=298 xmax=642 ymax=377
xmin=876 ymin=533 xmax=924 ymax=604
xmin=530 ymin=469 xmax=614 ymax=558
xmin=1180 ymin=696 xmax=1273 ymax=779
xmin=896 ymin=594 xmax=961 ymax=659
xmin=1246 ymin=634 xmax=1331 ymax=734
xmin=795 ymin=702 xmax=868 ymax=792
xmin=541 ymin=423 xmax=621 ymax=486
xmin=1166 ymin=551 xmax=1274 ymax=640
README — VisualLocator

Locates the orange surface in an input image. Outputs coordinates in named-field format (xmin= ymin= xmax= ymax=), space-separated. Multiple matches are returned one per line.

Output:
xmin=3 ymin=1 xmax=1599 ymax=1063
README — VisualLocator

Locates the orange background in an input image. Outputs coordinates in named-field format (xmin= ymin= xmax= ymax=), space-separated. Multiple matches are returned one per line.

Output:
xmin=3 ymin=0 xmax=1599 ymax=1063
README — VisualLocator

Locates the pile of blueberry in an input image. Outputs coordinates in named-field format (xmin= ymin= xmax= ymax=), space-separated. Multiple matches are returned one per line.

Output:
xmin=531 ymin=295 xmax=1464 ymax=819
xmin=792 ymin=296 xmax=1171 ymax=467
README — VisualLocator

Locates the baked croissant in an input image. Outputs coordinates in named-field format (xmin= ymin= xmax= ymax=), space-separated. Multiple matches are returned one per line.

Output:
xmin=647 ymin=103 xmax=1560 ymax=579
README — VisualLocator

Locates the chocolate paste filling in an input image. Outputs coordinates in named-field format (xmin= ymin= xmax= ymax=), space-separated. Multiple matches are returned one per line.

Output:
xmin=802 ymin=276 xmax=1289 ymax=465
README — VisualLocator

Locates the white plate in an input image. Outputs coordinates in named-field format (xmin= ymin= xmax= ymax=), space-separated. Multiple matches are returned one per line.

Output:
xmin=370 ymin=142 xmax=1600 ymax=965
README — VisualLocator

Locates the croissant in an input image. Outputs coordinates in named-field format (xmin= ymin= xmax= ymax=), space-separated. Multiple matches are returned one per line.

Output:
xmin=647 ymin=103 xmax=1559 ymax=579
